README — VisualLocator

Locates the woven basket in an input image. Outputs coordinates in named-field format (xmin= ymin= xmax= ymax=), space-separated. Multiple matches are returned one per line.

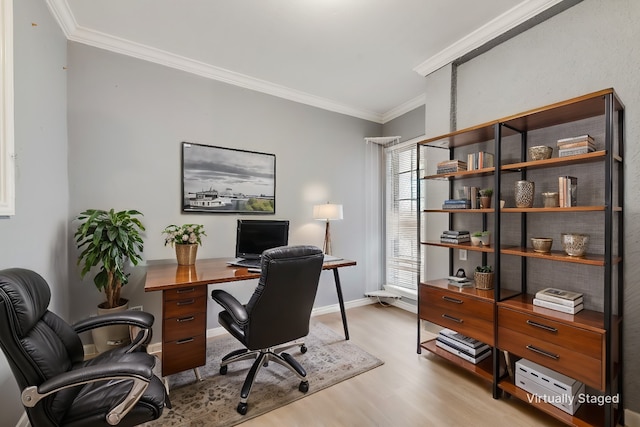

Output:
xmin=474 ymin=272 xmax=494 ymax=290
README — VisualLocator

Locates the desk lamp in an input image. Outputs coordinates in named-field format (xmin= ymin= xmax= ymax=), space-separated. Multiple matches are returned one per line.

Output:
xmin=313 ymin=203 xmax=343 ymax=255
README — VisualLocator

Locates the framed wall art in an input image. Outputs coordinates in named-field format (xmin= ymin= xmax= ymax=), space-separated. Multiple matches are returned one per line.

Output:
xmin=181 ymin=142 xmax=276 ymax=214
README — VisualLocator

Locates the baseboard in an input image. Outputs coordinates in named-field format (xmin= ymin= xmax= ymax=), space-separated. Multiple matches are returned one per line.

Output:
xmin=16 ymin=412 xmax=29 ymax=427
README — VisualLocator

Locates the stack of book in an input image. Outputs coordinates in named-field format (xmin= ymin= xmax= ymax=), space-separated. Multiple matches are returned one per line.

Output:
xmin=466 ymin=151 xmax=494 ymax=171
xmin=533 ymin=287 xmax=584 ymax=314
xmin=440 ymin=230 xmax=470 ymax=244
xmin=557 ymin=135 xmax=596 ymax=157
xmin=436 ymin=328 xmax=491 ymax=364
xmin=442 ymin=199 xmax=471 ymax=209
xmin=558 ymin=176 xmax=577 ymax=207
xmin=436 ymin=159 xmax=467 ymax=174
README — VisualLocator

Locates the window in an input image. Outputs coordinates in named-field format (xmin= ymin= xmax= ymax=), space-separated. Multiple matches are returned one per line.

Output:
xmin=0 ymin=0 xmax=15 ymax=216
xmin=384 ymin=138 xmax=423 ymax=296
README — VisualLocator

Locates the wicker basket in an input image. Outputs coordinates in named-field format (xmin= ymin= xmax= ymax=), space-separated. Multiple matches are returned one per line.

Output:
xmin=474 ymin=272 xmax=494 ymax=290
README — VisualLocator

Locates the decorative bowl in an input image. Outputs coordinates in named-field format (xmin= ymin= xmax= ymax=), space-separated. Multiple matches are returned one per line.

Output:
xmin=528 ymin=145 xmax=553 ymax=161
xmin=470 ymin=235 xmax=481 ymax=246
xmin=561 ymin=233 xmax=589 ymax=257
xmin=531 ymin=237 xmax=553 ymax=253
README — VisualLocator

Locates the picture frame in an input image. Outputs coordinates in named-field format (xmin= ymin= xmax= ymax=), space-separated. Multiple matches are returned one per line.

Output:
xmin=181 ymin=142 xmax=276 ymax=214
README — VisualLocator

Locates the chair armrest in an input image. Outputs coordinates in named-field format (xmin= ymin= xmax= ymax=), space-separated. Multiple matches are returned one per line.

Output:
xmin=211 ymin=290 xmax=249 ymax=326
xmin=73 ymin=310 xmax=154 ymax=335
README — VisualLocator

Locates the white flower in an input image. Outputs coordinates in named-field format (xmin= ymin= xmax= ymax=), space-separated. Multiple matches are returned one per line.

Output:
xmin=182 ymin=234 xmax=189 ymax=242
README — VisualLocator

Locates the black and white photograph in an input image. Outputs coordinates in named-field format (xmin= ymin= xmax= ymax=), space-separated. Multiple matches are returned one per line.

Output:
xmin=182 ymin=142 xmax=276 ymax=213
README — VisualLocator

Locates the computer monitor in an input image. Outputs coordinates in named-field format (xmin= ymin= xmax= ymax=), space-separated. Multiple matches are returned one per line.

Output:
xmin=235 ymin=219 xmax=290 ymax=260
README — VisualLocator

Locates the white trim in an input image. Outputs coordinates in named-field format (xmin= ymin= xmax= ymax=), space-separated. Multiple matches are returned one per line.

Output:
xmin=0 ymin=0 xmax=15 ymax=216
xmin=16 ymin=412 xmax=29 ymax=427
xmin=627 ymin=409 xmax=640 ymax=427
xmin=382 ymin=93 xmax=426 ymax=123
xmin=384 ymin=284 xmax=418 ymax=301
xmin=413 ymin=0 xmax=565 ymax=77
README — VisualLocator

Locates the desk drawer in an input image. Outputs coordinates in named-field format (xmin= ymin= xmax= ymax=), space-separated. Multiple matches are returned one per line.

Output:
xmin=163 ymin=285 xmax=206 ymax=302
xmin=163 ymin=311 xmax=207 ymax=342
xmin=163 ymin=295 xmax=207 ymax=319
xmin=498 ymin=327 xmax=603 ymax=390
xmin=420 ymin=286 xmax=493 ymax=322
xmin=422 ymin=305 xmax=494 ymax=346
xmin=498 ymin=307 xmax=603 ymax=360
xmin=162 ymin=334 xmax=206 ymax=377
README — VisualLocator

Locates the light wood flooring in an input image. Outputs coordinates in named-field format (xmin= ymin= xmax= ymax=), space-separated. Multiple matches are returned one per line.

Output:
xmin=239 ymin=303 xmax=566 ymax=427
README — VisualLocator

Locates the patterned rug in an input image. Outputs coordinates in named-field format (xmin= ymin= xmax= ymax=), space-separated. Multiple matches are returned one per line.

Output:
xmin=144 ymin=322 xmax=384 ymax=426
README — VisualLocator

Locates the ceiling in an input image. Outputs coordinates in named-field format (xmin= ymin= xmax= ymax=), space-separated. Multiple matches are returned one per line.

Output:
xmin=46 ymin=0 xmax=571 ymax=123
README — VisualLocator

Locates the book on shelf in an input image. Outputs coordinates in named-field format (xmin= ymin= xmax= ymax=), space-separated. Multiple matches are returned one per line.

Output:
xmin=436 ymin=159 xmax=467 ymax=174
xmin=558 ymin=146 xmax=595 ymax=157
xmin=558 ymin=176 xmax=577 ymax=207
xmin=556 ymin=140 xmax=596 ymax=150
xmin=535 ymin=288 xmax=583 ymax=307
xmin=447 ymin=278 xmax=473 ymax=287
xmin=557 ymin=134 xmax=594 ymax=146
xmin=466 ymin=152 xmax=494 ymax=171
xmin=435 ymin=338 xmax=491 ymax=364
xmin=442 ymin=200 xmax=471 ymax=209
xmin=533 ymin=298 xmax=584 ymax=314
xmin=442 ymin=230 xmax=470 ymax=236
xmin=438 ymin=328 xmax=488 ymax=350
xmin=437 ymin=331 xmax=490 ymax=356
xmin=440 ymin=236 xmax=470 ymax=244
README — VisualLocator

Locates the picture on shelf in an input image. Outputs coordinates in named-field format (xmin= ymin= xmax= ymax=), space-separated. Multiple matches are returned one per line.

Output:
xmin=181 ymin=142 xmax=276 ymax=214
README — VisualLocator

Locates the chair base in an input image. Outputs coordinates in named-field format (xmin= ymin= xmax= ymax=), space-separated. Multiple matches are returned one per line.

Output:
xmin=219 ymin=341 xmax=310 ymax=415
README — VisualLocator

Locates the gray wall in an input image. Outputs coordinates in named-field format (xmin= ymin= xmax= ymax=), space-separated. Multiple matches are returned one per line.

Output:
xmin=383 ymin=105 xmax=425 ymax=142
xmin=66 ymin=42 xmax=382 ymax=338
xmin=0 ymin=0 xmax=69 ymax=425
xmin=424 ymin=0 xmax=640 ymax=413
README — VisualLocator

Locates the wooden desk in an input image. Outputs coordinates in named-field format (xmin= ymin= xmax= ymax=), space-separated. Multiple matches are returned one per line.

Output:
xmin=145 ymin=257 xmax=356 ymax=377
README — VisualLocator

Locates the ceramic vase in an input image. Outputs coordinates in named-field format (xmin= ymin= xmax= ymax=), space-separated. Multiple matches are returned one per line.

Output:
xmin=92 ymin=299 xmax=131 ymax=353
xmin=515 ymin=180 xmax=535 ymax=208
xmin=176 ymin=243 xmax=198 ymax=265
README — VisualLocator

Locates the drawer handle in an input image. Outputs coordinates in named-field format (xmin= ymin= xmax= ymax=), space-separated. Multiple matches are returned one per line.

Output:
xmin=442 ymin=296 xmax=463 ymax=304
xmin=177 ymin=287 xmax=196 ymax=294
xmin=177 ymin=316 xmax=195 ymax=323
xmin=526 ymin=320 xmax=558 ymax=333
xmin=442 ymin=314 xmax=463 ymax=323
xmin=526 ymin=345 xmax=559 ymax=360
xmin=176 ymin=299 xmax=195 ymax=306
xmin=176 ymin=338 xmax=194 ymax=344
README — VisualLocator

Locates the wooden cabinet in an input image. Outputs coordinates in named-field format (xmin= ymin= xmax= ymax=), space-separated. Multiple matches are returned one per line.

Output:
xmin=417 ymin=89 xmax=624 ymax=427
xmin=161 ymin=285 xmax=207 ymax=376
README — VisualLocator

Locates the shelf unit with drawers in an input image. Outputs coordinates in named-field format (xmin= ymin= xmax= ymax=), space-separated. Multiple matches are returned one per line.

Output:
xmin=416 ymin=89 xmax=624 ymax=427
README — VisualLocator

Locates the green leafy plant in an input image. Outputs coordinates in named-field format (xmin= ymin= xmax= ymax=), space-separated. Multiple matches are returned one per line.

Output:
xmin=75 ymin=209 xmax=145 ymax=309
xmin=475 ymin=265 xmax=493 ymax=273
xmin=472 ymin=231 xmax=490 ymax=237
xmin=162 ymin=224 xmax=206 ymax=247
xmin=479 ymin=188 xmax=493 ymax=197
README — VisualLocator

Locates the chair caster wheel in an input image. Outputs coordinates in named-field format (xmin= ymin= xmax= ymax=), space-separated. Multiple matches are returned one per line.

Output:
xmin=299 ymin=381 xmax=309 ymax=393
xmin=220 ymin=365 xmax=228 ymax=375
xmin=300 ymin=344 xmax=307 ymax=353
xmin=237 ymin=402 xmax=248 ymax=415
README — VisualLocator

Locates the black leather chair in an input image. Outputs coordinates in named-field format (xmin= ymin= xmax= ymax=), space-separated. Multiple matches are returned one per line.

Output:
xmin=0 ymin=268 xmax=169 ymax=427
xmin=211 ymin=245 xmax=324 ymax=415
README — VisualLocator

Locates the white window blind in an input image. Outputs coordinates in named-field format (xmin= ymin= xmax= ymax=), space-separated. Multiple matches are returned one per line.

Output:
xmin=384 ymin=141 xmax=421 ymax=291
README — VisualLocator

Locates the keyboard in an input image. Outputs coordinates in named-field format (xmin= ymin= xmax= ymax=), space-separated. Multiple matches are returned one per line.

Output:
xmin=229 ymin=258 xmax=261 ymax=268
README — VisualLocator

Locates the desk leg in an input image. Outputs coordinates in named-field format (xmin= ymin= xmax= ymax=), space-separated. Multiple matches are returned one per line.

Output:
xmin=332 ymin=268 xmax=349 ymax=340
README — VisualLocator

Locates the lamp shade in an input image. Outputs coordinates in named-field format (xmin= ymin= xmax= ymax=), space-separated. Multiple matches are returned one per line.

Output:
xmin=313 ymin=203 xmax=343 ymax=221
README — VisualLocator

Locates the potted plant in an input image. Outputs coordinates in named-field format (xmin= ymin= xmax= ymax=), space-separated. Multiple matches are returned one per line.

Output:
xmin=74 ymin=209 xmax=145 ymax=352
xmin=471 ymin=231 xmax=491 ymax=246
xmin=479 ymin=188 xmax=493 ymax=208
xmin=163 ymin=223 xmax=206 ymax=265
xmin=474 ymin=265 xmax=494 ymax=290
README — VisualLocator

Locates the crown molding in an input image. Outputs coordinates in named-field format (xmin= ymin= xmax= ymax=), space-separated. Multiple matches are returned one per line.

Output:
xmin=44 ymin=0 xmax=76 ymax=37
xmin=382 ymin=93 xmax=426 ymax=123
xmin=413 ymin=0 xmax=565 ymax=77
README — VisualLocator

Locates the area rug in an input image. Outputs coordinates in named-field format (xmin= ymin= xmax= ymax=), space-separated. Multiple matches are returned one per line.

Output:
xmin=144 ymin=322 xmax=384 ymax=426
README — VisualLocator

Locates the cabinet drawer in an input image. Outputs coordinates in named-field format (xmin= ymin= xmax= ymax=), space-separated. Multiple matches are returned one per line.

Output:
xmin=422 ymin=305 xmax=494 ymax=345
xmin=498 ymin=306 xmax=603 ymax=360
xmin=163 ymin=311 xmax=207 ymax=342
xmin=498 ymin=327 xmax=603 ymax=390
xmin=163 ymin=285 xmax=206 ymax=302
xmin=162 ymin=334 xmax=206 ymax=377
xmin=420 ymin=286 xmax=493 ymax=322
xmin=163 ymin=295 xmax=207 ymax=318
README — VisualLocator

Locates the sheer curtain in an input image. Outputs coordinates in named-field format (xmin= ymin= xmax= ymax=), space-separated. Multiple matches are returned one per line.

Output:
xmin=384 ymin=137 xmax=423 ymax=297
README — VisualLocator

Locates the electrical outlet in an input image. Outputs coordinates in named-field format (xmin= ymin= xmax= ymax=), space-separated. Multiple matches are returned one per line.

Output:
xmin=130 ymin=305 xmax=143 ymax=311
xmin=459 ymin=249 xmax=467 ymax=261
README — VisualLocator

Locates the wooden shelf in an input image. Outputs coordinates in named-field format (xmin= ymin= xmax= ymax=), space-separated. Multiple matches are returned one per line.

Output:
xmin=422 ymin=240 xmax=494 ymax=253
xmin=499 ymin=379 xmax=609 ymax=427
xmin=422 ymin=278 xmax=520 ymax=301
xmin=420 ymin=338 xmax=494 ymax=382
xmin=424 ymin=167 xmax=495 ymax=180
xmin=499 ymin=246 xmax=621 ymax=266
xmin=423 ymin=208 xmax=495 ymax=214
xmin=501 ymin=151 xmax=607 ymax=171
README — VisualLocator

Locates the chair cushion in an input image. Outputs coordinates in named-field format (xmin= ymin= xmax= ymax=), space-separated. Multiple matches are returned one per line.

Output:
xmin=0 ymin=268 xmax=51 ymax=337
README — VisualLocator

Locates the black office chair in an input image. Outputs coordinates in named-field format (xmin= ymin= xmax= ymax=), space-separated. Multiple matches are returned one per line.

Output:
xmin=211 ymin=245 xmax=324 ymax=415
xmin=0 ymin=268 xmax=169 ymax=427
